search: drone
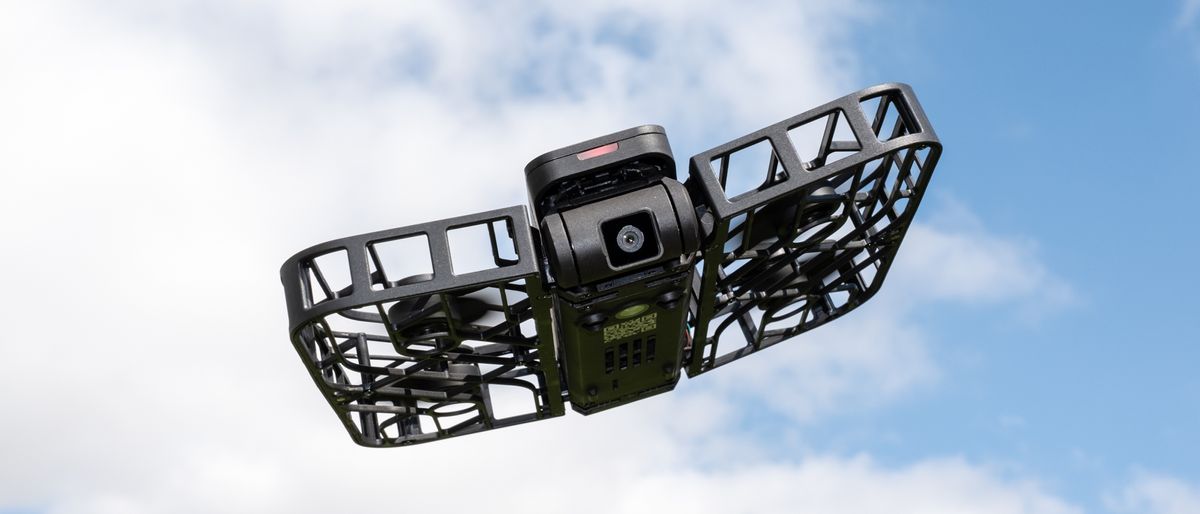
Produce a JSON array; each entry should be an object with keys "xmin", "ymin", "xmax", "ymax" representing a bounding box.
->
[{"xmin": 280, "ymin": 83, "xmax": 941, "ymax": 447}]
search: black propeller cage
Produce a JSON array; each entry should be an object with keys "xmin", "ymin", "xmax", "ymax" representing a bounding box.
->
[
  {"xmin": 280, "ymin": 206, "xmax": 565, "ymax": 447},
  {"xmin": 684, "ymin": 83, "xmax": 941, "ymax": 375},
  {"xmin": 280, "ymin": 83, "xmax": 941, "ymax": 446}
]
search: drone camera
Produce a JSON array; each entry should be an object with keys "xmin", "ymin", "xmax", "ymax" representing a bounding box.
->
[
  {"xmin": 601, "ymin": 211, "xmax": 659, "ymax": 267},
  {"xmin": 526, "ymin": 125, "xmax": 698, "ymax": 289},
  {"xmin": 525, "ymin": 126, "xmax": 701, "ymax": 414}
]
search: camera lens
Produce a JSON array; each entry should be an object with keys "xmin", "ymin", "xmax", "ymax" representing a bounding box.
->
[
  {"xmin": 615, "ymin": 225, "xmax": 644, "ymax": 253},
  {"xmin": 601, "ymin": 211, "xmax": 660, "ymax": 267}
]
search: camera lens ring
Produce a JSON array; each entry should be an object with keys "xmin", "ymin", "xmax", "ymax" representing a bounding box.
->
[{"xmin": 615, "ymin": 225, "xmax": 644, "ymax": 253}]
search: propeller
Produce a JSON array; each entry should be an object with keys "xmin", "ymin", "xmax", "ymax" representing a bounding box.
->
[{"xmin": 379, "ymin": 274, "xmax": 494, "ymax": 357}]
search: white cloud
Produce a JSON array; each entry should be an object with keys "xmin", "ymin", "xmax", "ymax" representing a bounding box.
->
[
  {"xmin": 1107, "ymin": 472, "xmax": 1200, "ymax": 514},
  {"xmin": 624, "ymin": 456, "xmax": 1081, "ymax": 514},
  {"xmin": 43, "ymin": 447, "xmax": 1085, "ymax": 514},
  {"xmin": 891, "ymin": 198, "xmax": 1075, "ymax": 315},
  {"xmin": 692, "ymin": 303, "xmax": 939, "ymax": 426},
  {"xmin": 683, "ymin": 196, "xmax": 1076, "ymax": 426},
  {"xmin": 1176, "ymin": 0, "xmax": 1200, "ymax": 63},
  {"xmin": 1179, "ymin": 0, "xmax": 1200, "ymax": 29},
  {"xmin": 0, "ymin": 1, "xmax": 1078, "ymax": 512}
]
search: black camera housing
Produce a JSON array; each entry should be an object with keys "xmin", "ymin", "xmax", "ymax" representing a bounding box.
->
[{"xmin": 525, "ymin": 125, "xmax": 701, "ymax": 413}]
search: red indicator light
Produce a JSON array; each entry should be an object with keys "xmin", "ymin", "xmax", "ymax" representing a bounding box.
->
[{"xmin": 576, "ymin": 142, "xmax": 619, "ymax": 160}]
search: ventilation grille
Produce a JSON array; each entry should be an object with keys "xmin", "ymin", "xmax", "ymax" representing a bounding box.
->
[{"xmin": 604, "ymin": 335, "xmax": 657, "ymax": 375}]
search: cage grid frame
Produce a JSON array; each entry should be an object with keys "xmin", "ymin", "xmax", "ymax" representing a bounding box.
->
[
  {"xmin": 278, "ymin": 83, "xmax": 943, "ymax": 446},
  {"xmin": 280, "ymin": 206, "xmax": 565, "ymax": 446},
  {"xmin": 683, "ymin": 83, "xmax": 942, "ymax": 376}
]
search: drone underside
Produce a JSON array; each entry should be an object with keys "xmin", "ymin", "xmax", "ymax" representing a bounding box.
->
[{"xmin": 280, "ymin": 83, "xmax": 942, "ymax": 447}]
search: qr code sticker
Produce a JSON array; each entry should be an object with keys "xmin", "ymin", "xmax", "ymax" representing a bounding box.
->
[{"xmin": 603, "ymin": 313, "xmax": 657, "ymax": 343}]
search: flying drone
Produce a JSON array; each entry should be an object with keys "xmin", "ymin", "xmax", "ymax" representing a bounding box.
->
[{"xmin": 280, "ymin": 83, "xmax": 941, "ymax": 447}]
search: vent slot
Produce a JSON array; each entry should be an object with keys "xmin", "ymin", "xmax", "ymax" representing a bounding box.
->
[
  {"xmin": 647, "ymin": 336, "xmax": 657, "ymax": 362},
  {"xmin": 632, "ymin": 339, "xmax": 642, "ymax": 367},
  {"xmin": 604, "ymin": 347, "xmax": 615, "ymax": 374},
  {"xmin": 618, "ymin": 342, "xmax": 629, "ymax": 370}
]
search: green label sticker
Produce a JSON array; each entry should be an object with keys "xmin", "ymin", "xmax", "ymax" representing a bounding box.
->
[{"xmin": 603, "ymin": 313, "xmax": 657, "ymax": 343}]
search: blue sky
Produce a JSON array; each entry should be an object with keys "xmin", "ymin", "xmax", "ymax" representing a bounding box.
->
[
  {"xmin": 846, "ymin": 0, "xmax": 1200, "ymax": 502},
  {"xmin": 1, "ymin": 1, "xmax": 1197, "ymax": 513}
]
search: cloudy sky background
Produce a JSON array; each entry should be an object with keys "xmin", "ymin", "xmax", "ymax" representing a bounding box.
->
[{"xmin": 2, "ymin": 1, "xmax": 1198, "ymax": 513}]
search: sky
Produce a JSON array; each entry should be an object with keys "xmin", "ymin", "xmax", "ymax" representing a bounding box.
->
[{"xmin": 1, "ymin": 1, "xmax": 1198, "ymax": 513}]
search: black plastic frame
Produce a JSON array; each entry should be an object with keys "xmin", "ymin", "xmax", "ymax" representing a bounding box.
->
[
  {"xmin": 278, "ymin": 82, "xmax": 944, "ymax": 448},
  {"xmin": 684, "ymin": 83, "xmax": 942, "ymax": 375},
  {"xmin": 280, "ymin": 206, "xmax": 564, "ymax": 446}
]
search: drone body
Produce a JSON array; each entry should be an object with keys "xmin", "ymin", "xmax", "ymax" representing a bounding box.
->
[
  {"xmin": 280, "ymin": 83, "xmax": 941, "ymax": 446},
  {"xmin": 526, "ymin": 125, "xmax": 697, "ymax": 414}
]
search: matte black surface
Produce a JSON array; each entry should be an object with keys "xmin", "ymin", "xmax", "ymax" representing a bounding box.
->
[
  {"xmin": 279, "ymin": 82, "xmax": 943, "ymax": 448},
  {"xmin": 280, "ymin": 206, "xmax": 564, "ymax": 446},
  {"xmin": 525, "ymin": 125, "xmax": 675, "ymax": 220},
  {"xmin": 683, "ymin": 83, "xmax": 941, "ymax": 375},
  {"xmin": 541, "ymin": 182, "xmax": 697, "ymax": 289},
  {"xmin": 553, "ymin": 264, "xmax": 694, "ymax": 414}
]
